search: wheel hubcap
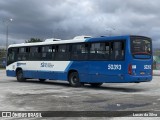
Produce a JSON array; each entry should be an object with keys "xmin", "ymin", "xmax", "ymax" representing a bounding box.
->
[{"xmin": 72, "ymin": 76, "xmax": 78, "ymax": 83}]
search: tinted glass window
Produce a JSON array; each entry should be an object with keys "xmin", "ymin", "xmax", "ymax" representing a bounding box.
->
[
  {"xmin": 89, "ymin": 41, "xmax": 125, "ymax": 61},
  {"xmin": 55, "ymin": 45, "xmax": 70, "ymax": 60},
  {"xmin": 131, "ymin": 37, "xmax": 152, "ymax": 59},
  {"xmin": 29, "ymin": 46, "xmax": 41, "ymax": 60},
  {"xmin": 30, "ymin": 47, "xmax": 39, "ymax": 53},
  {"xmin": 17, "ymin": 47, "xmax": 28, "ymax": 61},
  {"xmin": 89, "ymin": 43, "xmax": 110, "ymax": 60},
  {"xmin": 113, "ymin": 42, "xmax": 124, "ymax": 60},
  {"xmin": 41, "ymin": 46, "xmax": 53, "ymax": 60},
  {"xmin": 71, "ymin": 44, "xmax": 89, "ymax": 60},
  {"xmin": 19, "ymin": 48, "xmax": 26, "ymax": 53},
  {"xmin": 7, "ymin": 48, "xmax": 17, "ymax": 65}
]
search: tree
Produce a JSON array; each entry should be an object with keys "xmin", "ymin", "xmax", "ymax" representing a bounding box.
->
[
  {"xmin": 25, "ymin": 38, "xmax": 43, "ymax": 43},
  {"xmin": 0, "ymin": 49, "xmax": 6, "ymax": 58},
  {"xmin": 153, "ymin": 49, "xmax": 160, "ymax": 56}
]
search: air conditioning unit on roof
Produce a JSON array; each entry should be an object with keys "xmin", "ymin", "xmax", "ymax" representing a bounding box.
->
[
  {"xmin": 73, "ymin": 35, "xmax": 91, "ymax": 40},
  {"xmin": 45, "ymin": 38, "xmax": 61, "ymax": 42}
]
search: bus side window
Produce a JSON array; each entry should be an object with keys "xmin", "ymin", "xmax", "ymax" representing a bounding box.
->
[
  {"xmin": 82, "ymin": 44, "xmax": 89, "ymax": 60},
  {"xmin": 52, "ymin": 46, "xmax": 56, "ymax": 60},
  {"xmin": 17, "ymin": 47, "xmax": 27, "ymax": 61},
  {"xmin": 90, "ymin": 43, "xmax": 102, "ymax": 60},
  {"xmin": 71, "ymin": 44, "xmax": 78, "ymax": 60},
  {"xmin": 89, "ymin": 42, "xmax": 110, "ymax": 60},
  {"xmin": 55, "ymin": 44, "xmax": 69, "ymax": 61},
  {"xmin": 114, "ymin": 41, "xmax": 124, "ymax": 60},
  {"xmin": 109, "ymin": 41, "xmax": 124, "ymax": 61},
  {"xmin": 110, "ymin": 42, "xmax": 115, "ymax": 60},
  {"xmin": 29, "ymin": 47, "xmax": 40, "ymax": 60},
  {"xmin": 42, "ymin": 46, "xmax": 47, "ymax": 58},
  {"xmin": 104, "ymin": 42, "xmax": 110, "ymax": 60},
  {"xmin": 42, "ymin": 46, "xmax": 52, "ymax": 60},
  {"xmin": 71, "ymin": 44, "xmax": 88, "ymax": 60}
]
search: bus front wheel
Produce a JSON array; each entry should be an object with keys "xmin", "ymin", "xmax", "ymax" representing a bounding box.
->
[
  {"xmin": 69, "ymin": 72, "xmax": 82, "ymax": 87},
  {"xmin": 16, "ymin": 70, "xmax": 26, "ymax": 82}
]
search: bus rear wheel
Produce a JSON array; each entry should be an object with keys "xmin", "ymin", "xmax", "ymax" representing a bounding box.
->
[
  {"xmin": 69, "ymin": 72, "xmax": 82, "ymax": 87},
  {"xmin": 90, "ymin": 83, "xmax": 103, "ymax": 87},
  {"xmin": 16, "ymin": 70, "xmax": 26, "ymax": 82}
]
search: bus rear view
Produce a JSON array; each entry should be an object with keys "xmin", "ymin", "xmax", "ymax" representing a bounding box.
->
[{"xmin": 126, "ymin": 36, "xmax": 153, "ymax": 83}]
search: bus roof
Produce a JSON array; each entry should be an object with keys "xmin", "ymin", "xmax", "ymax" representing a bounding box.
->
[
  {"xmin": 8, "ymin": 35, "xmax": 91, "ymax": 48},
  {"xmin": 8, "ymin": 35, "xmax": 149, "ymax": 48}
]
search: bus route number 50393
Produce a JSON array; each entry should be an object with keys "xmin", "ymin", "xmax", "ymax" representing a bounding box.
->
[{"xmin": 108, "ymin": 64, "xmax": 122, "ymax": 70}]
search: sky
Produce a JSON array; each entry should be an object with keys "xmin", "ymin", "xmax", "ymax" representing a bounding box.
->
[{"xmin": 0, "ymin": 0, "xmax": 160, "ymax": 48}]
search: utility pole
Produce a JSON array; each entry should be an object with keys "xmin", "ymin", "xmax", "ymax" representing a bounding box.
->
[{"xmin": 3, "ymin": 18, "xmax": 13, "ymax": 51}]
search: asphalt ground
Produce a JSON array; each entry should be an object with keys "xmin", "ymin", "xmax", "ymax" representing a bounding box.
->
[{"xmin": 0, "ymin": 70, "xmax": 160, "ymax": 120}]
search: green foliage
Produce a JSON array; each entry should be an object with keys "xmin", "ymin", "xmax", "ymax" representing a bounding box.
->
[
  {"xmin": 0, "ymin": 49, "xmax": 6, "ymax": 58},
  {"xmin": 25, "ymin": 38, "xmax": 43, "ymax": 43},
  {"xmin": 154, "ymin": 50, "xmax": 160, "ymax": 56}
]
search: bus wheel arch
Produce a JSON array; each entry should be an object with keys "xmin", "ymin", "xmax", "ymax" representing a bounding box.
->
[
  {"xmin": 16, "ymin": 68, "xmax": 26, "ymax": 82},
  {"xmin": 68, "ymin": 70, "xmax": 83, "ymax": 87}
]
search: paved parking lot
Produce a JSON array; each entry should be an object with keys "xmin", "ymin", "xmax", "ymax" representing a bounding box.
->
[{"xmin": 0, "ymin": 70, "xmax": 160, "ymax": 119}]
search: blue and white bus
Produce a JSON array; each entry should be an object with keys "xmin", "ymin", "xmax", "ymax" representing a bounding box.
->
[{"xmin": 6, "ymin": 35, "xmax": 153, "ymax": 87}]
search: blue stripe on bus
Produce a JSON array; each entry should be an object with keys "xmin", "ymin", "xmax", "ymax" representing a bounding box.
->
[
  {"xmin": 6, "ymin": 70, "xmax": 152, "ymax": 83},
  {"xmin": 85, "ymin": 35, "xmax": 129, "ymax": 42},
  {"xmin": 6, "ymin": 70, "xmax": 16, "ymax": 77}
]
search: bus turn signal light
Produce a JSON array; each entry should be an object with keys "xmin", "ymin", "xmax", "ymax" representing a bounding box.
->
[{"xmin": 128, "ymin": 64, "xmax": 132, "ymax": 75}]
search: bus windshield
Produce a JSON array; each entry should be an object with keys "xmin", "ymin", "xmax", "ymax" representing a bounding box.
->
[{"xmin": 131, "ymin": 37, "xmax": 152, "ymax": 59}]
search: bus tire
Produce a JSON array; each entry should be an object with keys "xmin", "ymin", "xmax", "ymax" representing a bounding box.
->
[
  {"xmin": 39, "ymin": 79, "xmax": 46, "ymax": 82},
  {"xmin": 90, "ymin": 83, "xmax": 103, "ymax": 87},
  {"xmin": 69, "ymin": 72, "xmax": 82, "ymax": 87},
  {"xmin": 16, "ymin": 70, "xmax": 26, "ymax": 82}
]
